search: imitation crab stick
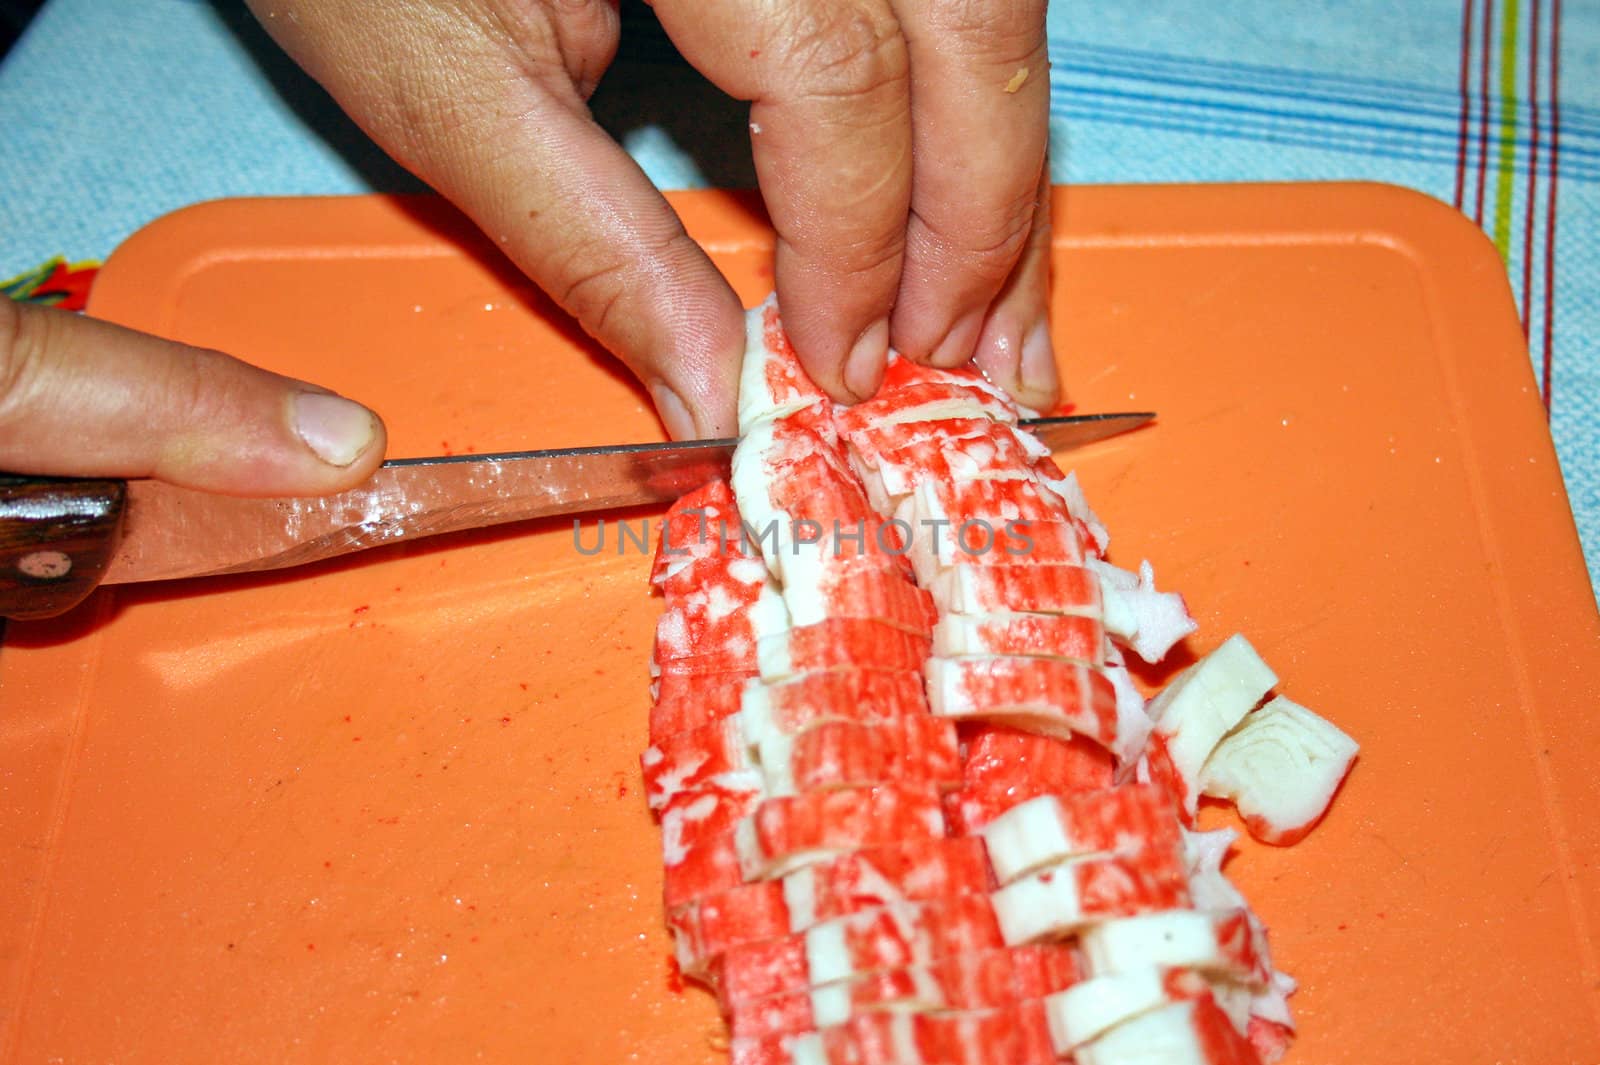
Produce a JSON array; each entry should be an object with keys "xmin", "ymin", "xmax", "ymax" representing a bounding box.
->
[
  {"xmin": 1198, "ymin": 695, "xmax": 1360, "ymax": 846},
  {"xmin": 729, "ymin": 944, "xmax": 1080, "ymax": 1040},
  {"xmin": 979, "ymin": 785, "xmax": 1184, "ymax": 885},
  {"xmin": 991, "ymin": 849, "xmax": 1194, "ymax": 945},
  {"xmin": 739, "ymin": 669, "xmax": 930, "ymax": 738},
  {"xmin": 1141, "ymin": 634, "xmax": 1278, "ymax": 823}
]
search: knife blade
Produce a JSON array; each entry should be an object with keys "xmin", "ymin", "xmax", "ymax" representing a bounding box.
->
[{"xmin": 0, "ymin": 412, "xmax": 1151, "ymax": 619}]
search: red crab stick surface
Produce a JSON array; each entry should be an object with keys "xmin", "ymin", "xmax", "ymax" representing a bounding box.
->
[
  {"xmin": 670, "ymin": 839, "xmax": 991, "ymax": 976},
  {"xmin": 734, "ymin": 783, "xmax": 947, "ymax": 880},
  {"xmin": 979, "ymin": 784, "xmax": 1185, "ymax": 885},
  {"xmin": 728, "ymin": 944, "xmax": 1081, "ymax": 1040},
  {"xmin": 731, "ymin": 1002, "xmax": 1058, "ymax": 1065},
  {"xmin": 712, "ymin": 894, "xmax": 1006, "ymax": 1006}
]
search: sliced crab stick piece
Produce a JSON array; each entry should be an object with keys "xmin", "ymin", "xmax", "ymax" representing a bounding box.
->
[
  {"xmin": 651, "ymin": 479, "xmax": 751, "ymax": 583},
  {"xmin": 736, "ymin": 780, "xmax": 947, "ymax": 876},
  {"xmin": 933, "ymin": 611, "xmax": 1106, "ymax": 663},
  {"xmin": 925, "ymin": 656, "xmax": 1121, "ymax": 753},
  {"xmin": 929, "ymin": 563, "xmax": 1102, "ymax": 617},
  {"xmin": 992, "ymin": 849, "xmax": 1193, "ymax": 945},
  {"xmin": 739, "ymin": 296, "xmax": 829, "ymax": 433},
  {"xmin": 1076, "ymin": 996, "xmax": 1261, "ymax": 1065},
  {"xmin": 669, "ymin": 880, "xmax": 792, "ymax": 975},
  {"xmin": 731, "ymin": 944, "xmax": 1081, "ymax": 1040},
  {"xmin": 641, "ymin": 716, "xmax": 754, "ymax": 812},
  {"xmin": 660, "ymin": 782, "xmax": 765, "ymax": 864},
  {"xmin": 1030, "ymin": 468, "xmax": 1110, "ymax": 557},
  {"xmin": 740, "ymin": 669, "xmax": 930, "ymax": 739},
  {"xmin": 782, "ymin": 565, "xmax": 935, "ymax": 634},
  {"xmin": 1081, "ymin": 909, "xmax": 1270, "ymax": 988},
  {"xmin": 894, "ymin": 482, "xmax": 1070, "ymax": 559},
  {"xmin": 758, "ymin": 715, "xmax": 962, "ymax": 796},
  {"xmin": 650, "ymin": 669, "xmax": 757, "ymax": 744},
  {"xmin": 731, "ymin": 1003, "xmax": 1054, "ymax": 1065},
  {"xmin": 1198, "ymin": 695, "xmax": 1359, "ymax": 846},
  {"xmin": 655, "ymin": 551, "xmax": 770, "ymax": 603},
  {"xmin": 904, "ymin": 518, "xmax": 1086, "ymax": 582},
  {"xmin": 663, "ymin": 832, "xmax": 744, "ymax": 910},
  {"xmin": 963, "ymin": 727, "xmax": 1116, "ymax": 798},
  {"xmin": 759, "ymin": 619, "xmax": 932, "ymax": 682},
  {"xmin": 735, "ymin": 783, "xmax": 946, "ymax": 881},
  {"xmin": 1142, "ymin": 635, "xmax": 1278, "ymax": 822},
  {"xmin": 782, "ymin": 837, "xmax": 992, "ymax": 930},
  {"xmin": 1045, "ymin": 967, "xmax": 1213, "ymax": 1054},
  {"xmin": 650, "ymin": 647, "xmax": 760, "ymax": 679},
  {"xmin": 979, "ymin": 785, "xmax": 1184, "ymax": 885},
  {"xmin": 653, "ymin": 566, "xmax": 790, "ymax": 665},
  {"xmin": 1089, "ymin": 558, "xmax": 1199, "ymax": 664},
  {"xmin": 715, "ymin": 894, "xmax": 1004, "ymax": 1005}
]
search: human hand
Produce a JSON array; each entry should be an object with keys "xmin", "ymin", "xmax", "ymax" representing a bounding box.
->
[
  {"xmin": 0, "ymin": 298, "xmax": 386, "ymax": 494},
  {"xmin": 247, "ymin": 0, "xmax": 1055, "ymax": 438}
]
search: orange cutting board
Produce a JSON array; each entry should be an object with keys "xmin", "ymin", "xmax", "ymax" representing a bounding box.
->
[{"xmin": 2, "ymin": 185, "xmax": 1597, "ymax": 1063}]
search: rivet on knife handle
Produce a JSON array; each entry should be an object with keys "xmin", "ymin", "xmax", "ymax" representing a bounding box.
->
[{"xmin": 0, "ymin": 475, "xmax": 128, "ymax": 620}]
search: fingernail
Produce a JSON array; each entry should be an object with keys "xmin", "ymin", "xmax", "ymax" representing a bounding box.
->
[
  {"xmin": 1020, "ymin": 320, "xmax": 1061, "ymax": 407},
  {"xmin": 650, "ymin": 382, "xmax": 698, "ymax": 440},
  {"xmin": 293, "ymin": 392, "xmax": 379, "ymax": 467},
  {"xmin": 928, "ymin": 309, "xmax": 985, "ymax": 368},
  {"xmin": 844, "ymin": 318, "xmax": 888, "ymax": 401}
]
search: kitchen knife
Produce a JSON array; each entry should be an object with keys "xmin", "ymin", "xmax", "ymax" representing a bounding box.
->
[{"xmin": 0, "ymin": 412, "xmax": 1152, "ymax": 620}]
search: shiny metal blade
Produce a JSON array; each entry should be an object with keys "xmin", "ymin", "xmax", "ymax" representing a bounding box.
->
[{"xmin": 104, "ymin": 411, "xmax": 1153, "ymax": 585}]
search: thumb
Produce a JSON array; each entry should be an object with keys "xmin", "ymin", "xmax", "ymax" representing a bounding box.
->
[{"xmin": 0, "ymin": 300, "xmax": 386, "ymax": 495}]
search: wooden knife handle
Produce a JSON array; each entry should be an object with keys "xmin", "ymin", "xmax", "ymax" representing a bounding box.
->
[{"xmin": 0, "ymin": 475, "xmax": 128, "ymax": 621}]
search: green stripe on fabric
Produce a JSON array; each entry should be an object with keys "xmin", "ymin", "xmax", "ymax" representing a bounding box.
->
[{"xmin": 1494, "ymin": 0, "xmax": 1522, "ymax": 260}]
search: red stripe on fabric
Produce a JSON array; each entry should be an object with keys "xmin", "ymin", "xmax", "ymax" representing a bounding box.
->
[
  {"xmin": 1521, "ymin": 0, "xmax": 1541, "ymax": 339},
  {"xmin": 1542, "ymin": 0, "xmax": 1561, "ymax": 412},
  {"xmin": 1475, "ymin": 0, "xmax": 1495, "ymax": 225},
  {"xmin": 1455, "ymin": 0, "xmax": 1476, "ymax": 209}
]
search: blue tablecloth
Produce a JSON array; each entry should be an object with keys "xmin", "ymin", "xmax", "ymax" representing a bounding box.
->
[{"xmin": 2, "ymin": 0, "xmax": 1594, "ymax": 596}]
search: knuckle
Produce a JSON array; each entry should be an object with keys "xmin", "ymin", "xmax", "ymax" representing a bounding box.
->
[
  {"xmin": 549, "ymin": 225, "xmax": 700, "ymax": 341},
  {"xmin": 919, "ymin": 0, "xmax": 1045, "ymax": 66},
  {"xmin": 772, "ymin": 4, "xmax": 909, "ymax": 101},
  {"xmin": 921, "ymin": 0, "xmax": 1045, "ymax": 41},
  {"xmin": 917, "ymin": 196, "xmax": 1037, "ymax": 282}
]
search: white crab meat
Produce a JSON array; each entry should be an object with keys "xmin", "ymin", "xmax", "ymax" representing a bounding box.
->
[
  {"xmin": 1076, "ymin": 996, "xmax": 1259, "ymax": 1065},
  {"xmin": 1045, "ymin": 967, "xmax": 1211, "ymax": 1054},
  {"xmin": 1090, "ymin": 558, "xmax": 1199, "ymax": 664},
  {"xmin": 1199, "ymin": 695, "xmax": 1359, "ymax": 846},
  {"xmin": 1080, "ymin": 909, "xmax": 1269, "ymax": 988},
  {"xmin": 1142, "ymin": 634, "xmax": 1278, "ymax": 821}
]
